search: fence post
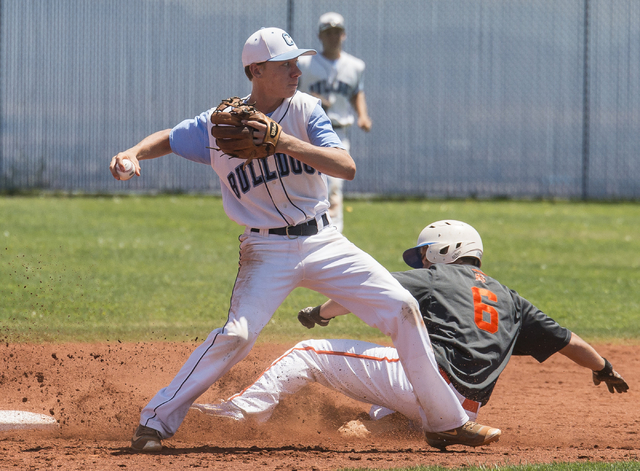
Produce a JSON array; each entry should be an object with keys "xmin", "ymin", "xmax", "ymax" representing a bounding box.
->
[
  {"xmin": 581, "ymin": 0, "xmax": 590, "ymax": 200},
  {"xmin": 287, "ymin": 0, "xmax": 294, "ymax": 36},
  {"xmin": 0, "ymin": 0, "xmax": 3, "ymax": 192}
]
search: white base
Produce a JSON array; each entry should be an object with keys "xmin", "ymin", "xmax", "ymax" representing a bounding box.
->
[{"xmin": 0, "ymin": 410, "xmax": 58, "ymax": 431}]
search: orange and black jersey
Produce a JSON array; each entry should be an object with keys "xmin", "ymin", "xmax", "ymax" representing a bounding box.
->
[{"xmin": 392, "ymin": 264, "xmax": 571, "ymax": 406}]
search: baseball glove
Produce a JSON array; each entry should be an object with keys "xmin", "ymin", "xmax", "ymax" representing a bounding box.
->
[
  {"xmin": 210, "ymin": 97, "xmax": 282, "ymax": 169},
  {"xmin": 592, "ymin": 358, "xmax": 629, "ymax": 393},
  {"xmin": 297, "ymin": 305, "xmax": 331, "ymax": 329}
]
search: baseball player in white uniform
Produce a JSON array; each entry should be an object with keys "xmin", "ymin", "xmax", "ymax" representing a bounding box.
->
[
  {"xmin": 192, "ymin": 220, "xmax": 628, "ymax": 449},
  {"xmin": 297, "ymin": 12, "xmax": 372, "ymax": 233},
  {"xmin": 110, "ymin": 28, "xmax": 497, "ymax": 452}
]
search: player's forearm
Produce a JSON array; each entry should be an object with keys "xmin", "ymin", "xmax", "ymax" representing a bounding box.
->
[
  {"xmin": 558, "ymin": 332, "xmax": 606, "ymax": 371},
  {"xmin": 128, "ymin": 129, "xmax": 173, "ymax": 161},
  {"xmin": 320, "ymin": 299, "xmax": 350, "ymax": 319},
  {"xmin": 351, "ymin": 92, "xmax": 367, "ymax": 117},
  {"xmin": 276, "ymin": 133, "xmax": 356, "ymax": 180},
  {"xmin": 351, "ymin": 92, "xmax": 372, "ymax": 132}
]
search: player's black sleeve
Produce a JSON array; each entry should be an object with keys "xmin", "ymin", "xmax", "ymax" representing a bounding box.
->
[{"xmin": 511, "ymin": 291, "xmax": 571, "ymax": 363}]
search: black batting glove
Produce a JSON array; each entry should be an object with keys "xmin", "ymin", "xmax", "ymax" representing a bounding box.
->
[
  {"xmin": 297, "ymin": 306, "xmax": 331, "ymax": 329},
  {"xmin": 593, "ymin": 358, "xmax": 629, "ymax": 393}
]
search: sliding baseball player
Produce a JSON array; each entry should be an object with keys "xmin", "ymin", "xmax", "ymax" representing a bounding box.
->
[{"xmin": 193, "ymin": 220, "xmax": 628, "ymax": 449}]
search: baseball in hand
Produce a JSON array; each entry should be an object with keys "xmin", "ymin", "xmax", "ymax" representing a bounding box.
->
[{"xmin": 117, "ymin": 159, "xmax": 136, "ymax": 181}]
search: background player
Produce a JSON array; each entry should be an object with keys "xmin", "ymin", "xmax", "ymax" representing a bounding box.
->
[
  {"xmin": 110, "ymin": 29, "xmax": 496, "ymax": 452},
  {"xmin": 192, "ymin": 220, "xmax": 629, "ymax": 449},
  {"xmin": 297, "ymin": 12, "xmax": 372, "ymax": 233}
]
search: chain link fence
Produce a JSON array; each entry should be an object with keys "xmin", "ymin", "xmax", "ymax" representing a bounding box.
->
[{"xmin": 1, "ymin": 0, "xmax": 639, "ymax": 199}]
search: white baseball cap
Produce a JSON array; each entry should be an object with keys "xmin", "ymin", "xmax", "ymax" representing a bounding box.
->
[
  {"xmin": 242, "ymin": 27, "xmax": 316, "ymax": 67},
  {"xmin": 318, "ymin": 12, "xmax": 345, "ymax": 33}
]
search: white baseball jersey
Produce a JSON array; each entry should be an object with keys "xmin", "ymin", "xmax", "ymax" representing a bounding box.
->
[
  {"xmin": 298, "ymin": 52, "xmax": 365, "ymax": 129},
  {"xmin": 138, "ymin": 91, "xmax": 468, "ymax": 440},
  {"xmin": 170, "ymin": 92, "xmax": 339, "ymax": 229}
]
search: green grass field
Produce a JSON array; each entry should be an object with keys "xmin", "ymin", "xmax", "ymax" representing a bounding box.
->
[
  {"xmin": 1, "ymin": 196, "xmax": 639, "ymax": 344},
  {"xmin": 1, "ymin": 195, "xmax": 638, "ymax": 471}
]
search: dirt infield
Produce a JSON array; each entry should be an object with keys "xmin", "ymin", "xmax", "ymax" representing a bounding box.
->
[{"xmin": 0, "ymin": 342, "xmax": 637, "ymax": 470}]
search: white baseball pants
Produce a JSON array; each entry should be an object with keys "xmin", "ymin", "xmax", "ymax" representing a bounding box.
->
[
  {"xmin": 140, "ymin": 224, "xmax": 467, "ymax": 438},
  {"xmin": 227, "ymin": 339, "xmax": 479, "ymax": 428}
]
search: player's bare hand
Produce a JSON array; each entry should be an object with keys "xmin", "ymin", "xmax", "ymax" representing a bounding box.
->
[
  {"xmin": 358, "ymin": 115, "xmax": 372, "ymax": 132},
  {"xmin": 242, "ymin": 119, "xmax": 267, "ymax": 145},
  {"xmin": 593, "ymin": 359, "xmax": 629, "ymax": 393},
  {"xmin": 110, "ymin": 153, "xmax": 141, "ymax": 180}
]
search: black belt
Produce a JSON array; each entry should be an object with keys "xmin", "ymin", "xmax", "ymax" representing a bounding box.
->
[{"xmin": 251, "ymin": 214, "xmax": 329, "ymax": 236}]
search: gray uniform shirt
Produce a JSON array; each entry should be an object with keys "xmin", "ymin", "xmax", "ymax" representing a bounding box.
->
[{"xmin": 393, "ymin": 264, "xmax": 571, "ymax": 405}]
